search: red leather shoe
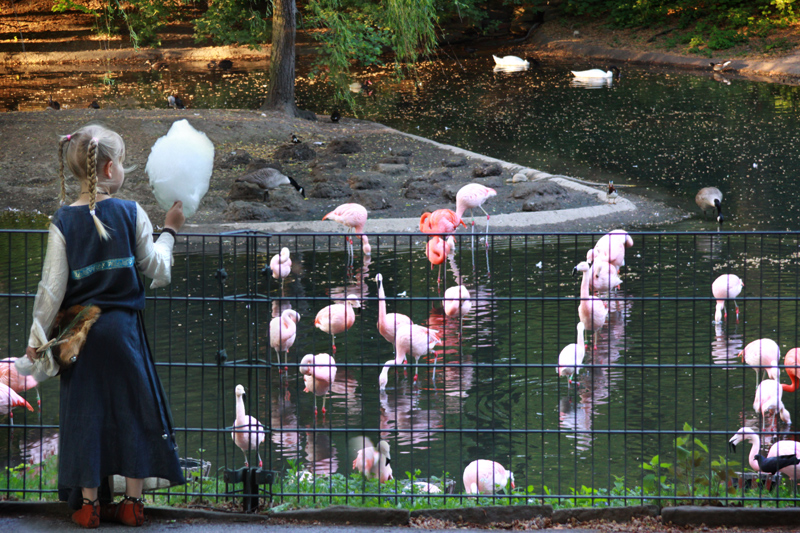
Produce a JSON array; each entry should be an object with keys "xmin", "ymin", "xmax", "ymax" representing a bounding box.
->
[
  {"xmin": 117, "ymin": 496, "xmax": 145, "ymax": 527},
  {"xmin": 71, "ymin": 498, "xmax": 100, "ymax": 529}
]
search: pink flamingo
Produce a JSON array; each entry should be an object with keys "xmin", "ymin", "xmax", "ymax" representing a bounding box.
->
[
  {"xmin": 300, "ymin": 353, "xmax": 337, "ymax": 415},
  {"xmin": 269, "ymin": 309, "xmax": 300, "ymax": 371},
  {"xmin": 753, "ymin": 378, "xmax": 791, "ymax": 423},
  {"xmin": 557, "ymin": 323, "xmax": 587, "ymax": 384},
  {"xmin": 231, "ymin": 384, "xmax": 265, "ymax": 467},
  {"xmin": 587, "ymin": 229, "xmax": 633, "ymax": 268},
  {"xmin": 419, "ymin": 209, "xmax": 466, "ymax": 236},
  {"xmin": 375, "ymin": 273, "xmax": 412, "ymax": 348},
  {"xmin": 740, "ymin": 338, "xmax": 780, "ymax": 385},
  {"xmin": 443, "ymin": 285, "xmax": 472, "ymax": 318},
  {"xmin": 269, "ymin": 247, "xmax": 292, "ymax": 290},
  {"xmin": 712, "ymin": 274, "xmax": 744, "ymax": 323},
  {"xmin": 0, "ymin": 382, "xmax": 34, "ymax": 425},
  {"xmin": 729, "ymin": 427, "xmax": 800, "ymax": 480},
  {"xmin": 587, "ymin": 259, "xmax": 622, "ymax": 296},
  {"xmin": 314, "ymin": 295, "xmax": 358, "ymax": 353},
  {"xmin": 0, "ymin": 358, "xmax": 39, "ymax": 408},
  {"xmin": 782, "ymin": 348, "xmax": 799, "ymax": 393},
  {"xmin": 352, "ymin": 438, "xmax": 393, "ymax": 483},
  {"xmin": 395, "ymin": 322, "xmax": 441, "ymax": 382},
  {"xmin": 323, "ymin": 203, "xmax": 371, "ymax": 259},
  {"xmin": 455, "ymin": 183, "xmax": 497, "ymax": 239},
  {"xmin": 462, "ymin": 459, "xmax": 515, "ymax": 494},
  {"xmin": 574, "ymin": 261, "xmax": 608, "ymax": 334}
]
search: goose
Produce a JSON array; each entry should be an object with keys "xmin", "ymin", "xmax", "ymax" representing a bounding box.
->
[
  {"xmin": 571, "ymin": 66, "xmax": 620, "ymax": 78},
  {"xmin": 47, "ymin": 96, "xmax": 60, "ymax": 110},
  {"xmin": 331, "ymin": 109, "xmax": 340, "ymax": 123},
  {"xmin": 235, "ymin": 167, "xmax": 305, "ymax": 200},
  {"xmin": 710, "ymin": 61, "xmax": 732, "ymax": 72},
  {"xmin": 492, "ymin": 55, "xmax": 529, "ymax": 68},
  {"xmin": 167, "ymin": 95, "xmax": 185, "ymax": 109},
  {"xmin": 218, "ymin": 59, "xmax": 233, "ymax": 70},
  {"xmin": 695, "ymin": 186, "xmax": 723, "ymax": 223},
  {"xmin": 146, "ymin": 59, "xmax": 169, "ymax": 71},
  {"xmin": 87, "ymin": 100, "xmax": 100, "ymax": 109}
]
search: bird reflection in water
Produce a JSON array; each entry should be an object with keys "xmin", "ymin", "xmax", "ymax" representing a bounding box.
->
[
  {"xmin": 380, "ymin": 388, "xmax": 441, "ymax": 448},
  {"xmin": 304, "ymin": 428, "xmax": 338, "ymax": 477},
  {"xmin": 270, "ymin": 386, "xmax": 302, "ymax": 463},
  {"xmin": 20, "ymin": 430, "xmax": 59, "ymax": 466},
  {"xmin": 711, "ymin": 322, "xmax": 744, "ymax": 367}
]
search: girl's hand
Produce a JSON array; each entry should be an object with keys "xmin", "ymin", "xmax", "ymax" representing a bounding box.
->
[
  {"xmin": 26, "ymin": 346, "xmax": 39, "ymax": 361},
  {"xmin": 164, "ymin": 201, "xmax": 185, "ymax": 233}
]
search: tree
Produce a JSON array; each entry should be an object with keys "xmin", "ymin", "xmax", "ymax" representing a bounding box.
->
[{"xmin": 262, "ymin": 0, "xmax": 299, "ymax": 116}]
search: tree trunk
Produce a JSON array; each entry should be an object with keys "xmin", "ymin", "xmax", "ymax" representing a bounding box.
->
[{"xmin": 262, "ymin": 0, "xmax": 297, "ymax": 115}]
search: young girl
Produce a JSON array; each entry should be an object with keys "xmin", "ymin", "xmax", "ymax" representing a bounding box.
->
[{"xmin": 23, "ymin": 124, "xmax": 186, "ymax": 528}]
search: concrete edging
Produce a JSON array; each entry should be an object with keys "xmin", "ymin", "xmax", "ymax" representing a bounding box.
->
[{"xmin": 661, "ymin": 505, "xmax": 800, "ymax": 528}]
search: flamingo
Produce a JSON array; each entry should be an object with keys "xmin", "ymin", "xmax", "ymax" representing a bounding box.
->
[
  {"xmin": 314, "ymin": 295, "xmax": 358, "ymax": 353},
  {"xmin": 443, "ymin": 285, "xmax": 472, "ymax": 318},
  {"xmin": 393, "ymin": 323, "xmax": 441, "ymax": 383},
  {"xmin": 269, "ymin": 309, "xmax": 300, "ymax": 371},
  {"xmin": 322, "ymin": 203, "xmax": 371, "ymax": 260},
  {"xmin": 352, "ymin": 438, "xmax": 393, "ymax": 483},
  {"xmin": 712, "ymin": 274, "xmax": 743, "ymax": 323},
  {"xmin": 463, "ymin": 459, "xmax": 515, "ymax": 494},
  {"xmin": 740, "ymin": 338, "xmax": 780, "ymax": 385},
  {"xmin": 586, "ymin": 229, "xmax": 633, "ymax": 268},
  {"xmin": 455, "ymin": 183, "xmax": 497, "ymax": 241},
  {"xmin": 0, "ymin": 382, "xmax": 34, "ymax": 425},
  {"xmin": 419, "ymin": 209, "xmax": 466, "ymax": 236},
  {"xmin": 231, "ymin": 384, "xmax": 265, "ymax": 468},
  {"xmin": 0, "ymin": 358, "xmax": 39, "ymax": 408},
  {"xmin": 782, "ymin": 348, "xmax": 799, "ymax": 393},
  {"xmin": 269, "ymin": 247, "xmax": 292, "ymax": 290},
  {"xmin": 574, "ymin": 261, "xmax": 608, "ymax": 334},
  {"xmin": 587, "ymin": 259, "xmax": 622, "ymax": 295},
  {"xmin": 557, "ymin": 323, "xmax": 587, "ymax": 384},
  {"xmin": 753, "ymin": 378, "xmax": 791, "ymax": 423},
  {"xmin": 300, "ymin": 353, "xmax": 337, "ymax": 416},
  {"xmin": 375, "ymin": 273, "xmax": 412, "ymax": 348},
  {"xmin": 729, "ymin": 427, "xmax": 800, "ymax": 480}
]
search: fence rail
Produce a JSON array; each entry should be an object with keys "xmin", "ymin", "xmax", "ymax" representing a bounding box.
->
[{"xmin": 2, "ymin": 229, "xmax": 799, "ymax": 509}]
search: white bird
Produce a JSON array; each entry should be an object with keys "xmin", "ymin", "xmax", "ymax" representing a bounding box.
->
[
  {"xmin": 753, "ymin": 378, "xmax": 791, "ymax": 423},
  {"xmin": 557, "ymin": 323, "xmax": 586, "ymax": 384},
  {"xmin": 269, "ymin": 309, "xmax": 300, "ymax": 370},
  {"xmin": 696, "ymin": 187, "xmax": 724, "ymax": 223},
  {"xmin": 269, "ymin": 247, "xmax": 292, "ymax": 290},
  {"xmin": 145, "ymin": 119, "xmax": 214, "ymax": 218},
  {"xmin": 571, "ymin": 66, "xmax": 620, "ymax": 78},
  {"xmin": 739, "ymin": 338, "xmax": 780, "ymax": 385},
  {"xmin": 710, "ymin": 61, "xmax": 732, "ymax": 72},
  {"xmin": 463, "ymin": 459, "xmax": 515, "ymax": 494},
  {"xmin": 443, "ymin": 285, "xmax": 472, "ymax": 318},
  {"xmin": 574, "ymin": 261, "xmax": 608, "ymax": 333},
  {"xmin": 492, "ymin": 55, "xmax": 530, "ymax": 68},
  {"xmin": 352, "ymin": 438, "xmax": 393, "ymax": 483},
  {"xmin": 300, "ymin": 353, "xmax": 337, "ymax": 416},
  {"xmin": 729, "ymin": 427, "xmax": 800, "ymax": 479},
  {"xmin": 231, "ymin": 384, "xmax": 265, "ymax": 468},
  {"xmin": 711, "ymin": 274, "xmax": 743, "ymax": 323}
]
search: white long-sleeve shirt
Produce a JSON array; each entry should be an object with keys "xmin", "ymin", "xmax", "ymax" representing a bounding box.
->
[{"xmin": 27, "ymin": 203, "xmax": 175, "ymax": 350}]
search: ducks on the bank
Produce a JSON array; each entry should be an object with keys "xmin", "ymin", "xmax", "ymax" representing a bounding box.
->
[{"xmin": 710, "ymin": 61, "xmax": 732, "ymax": 72}]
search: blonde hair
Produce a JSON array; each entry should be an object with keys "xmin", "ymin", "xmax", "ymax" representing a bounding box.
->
[{"xmin": 58, "ymin": 124, "xmax": 129, "ymax": 241}]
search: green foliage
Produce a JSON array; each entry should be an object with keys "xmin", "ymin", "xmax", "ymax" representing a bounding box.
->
[
  {"xmin": 52, "ymin": 0, "xmax": 173, "ymax": 47},
  {"xmin": 0, "ymin": 456, "xmax": 59, "ymax": 499},
  {"xmin": 193, "ymin": 0, "xmax": 271, "ymax": 47}
]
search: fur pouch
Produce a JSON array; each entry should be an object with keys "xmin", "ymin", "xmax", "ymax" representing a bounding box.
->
[{"xmin": 48, "ymin": 305, "xmax": 102, "ymax": 368}]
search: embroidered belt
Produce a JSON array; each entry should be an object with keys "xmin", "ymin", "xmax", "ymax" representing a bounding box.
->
[{"xmin": 71, "ymin": 256, "xmax": 135, "ymax": 280}]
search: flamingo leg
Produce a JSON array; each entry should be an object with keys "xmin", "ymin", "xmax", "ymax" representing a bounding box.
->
[
  {"xmin": 257, "ymin": 452, "xmax": 263, "ymax": 469},
  {"xmin": 242, "ymin": 449, "xmax": 250, "ymax": 468},
  {"xmin": 479, "ymin": 205, "xmax": 491, "ymax": 247},
  {"xmin": 274, "ymin": 348, "xmax": 282, "ymax": 374},
  {"xmin": 734, "ymin": 299, "xmax": 740, "ymax": 322},
  {"xmin": 322, "ymin": 395, "xmax": 328, "ymax": 415}
]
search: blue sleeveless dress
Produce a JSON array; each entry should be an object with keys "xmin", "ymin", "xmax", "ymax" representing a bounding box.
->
[{"xmin": 52, "ymin": 198, "xmax": 184, "ymax": 506}]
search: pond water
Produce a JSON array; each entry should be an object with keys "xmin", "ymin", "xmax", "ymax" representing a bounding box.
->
[{"xmin": 2, "ymin": 230, "xmax": 799, "ymax": 499}]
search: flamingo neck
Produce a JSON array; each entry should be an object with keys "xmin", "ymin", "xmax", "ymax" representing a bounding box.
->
[
  {"xmin": 235, "ymin": 395, "xmax": 246, "ymax": 423},
  {"xmin": 714, "ymin": 301, "xmax": 724, "ymax": 323},
  {"xmin": 747, "ymin": 435, "xmax": 761, "ymax": 472},
  {"xmin": 782, "ymin": 371, "xmax": 800, "ymax": 392},
  {"xmin": 580, "ymin": 268, "xmax": 591, "ymax": 300}
]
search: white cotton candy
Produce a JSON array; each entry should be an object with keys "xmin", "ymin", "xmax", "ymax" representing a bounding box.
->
[{"xmin": 145, "ymin": 119, "xmax": 215, "ymax": 218}]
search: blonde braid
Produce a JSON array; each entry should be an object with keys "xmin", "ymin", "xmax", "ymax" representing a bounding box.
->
[
  {"xmin": 57, "ymin": 135, "xmax": 70, "ymax": 205},
  {"xmin": 87, "ymin": 138, "xmax": 111, "ymax": 241}
]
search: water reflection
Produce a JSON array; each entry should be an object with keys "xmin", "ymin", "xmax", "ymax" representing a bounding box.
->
[
  {"xmin": 711, "ymin": 322, "xmax": 744, "ymax": 367},
  {"xmin": 570, "ymin": 78, "xmax": 613, "ymax": 89}
]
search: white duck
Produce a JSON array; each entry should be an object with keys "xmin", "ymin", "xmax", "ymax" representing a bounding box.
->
[
  {"xmin": 571, "ymin": 66, "xmax": 620, "ymax": 78},
  {"xmin": 493, "ymin": 55, "xmax": 530, "ymax": 68}
]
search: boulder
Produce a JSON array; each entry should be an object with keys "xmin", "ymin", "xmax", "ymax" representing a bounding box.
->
[
  {"xmin": 442, "ymin": 157, "xmax": 467, "ymax": 168},
  {"xmin": 473, "ymin": 162, "xmax": 503, "ymax": 178},
  {"xmin": 327, "ymin": 138, "xmax": 362, "ymax": 154},
  {"xmin": 274, "ymin": 143, "xmax": 316, "ymax": 161},
  {"xmin": 217, "ymin": 150, "xmax": 253, "ymax": 169},
  {"xmin": 349, "ymin": 172, "xmax": 385, "ymax": 190},
  {"xmin": 308, "ymin": 182, "xmax": 352, "ymax": 199},
  {"xmin": 310, "ymin": 155, "xmax": 348, "ymax": 171},
  {"xmin": 377, "ymin": 156, "xmax": 411, "ymax": 165},
  {"xmin": 373, "ymin": 163, "xmax": 410, "ymax": 175},
  {"xmin": 351, "ymin": 191, "xmax": 391, "ymax": 210},
  {"xmin": 223, "ymin": 201, "xmax": 275, "ymax": 221}
]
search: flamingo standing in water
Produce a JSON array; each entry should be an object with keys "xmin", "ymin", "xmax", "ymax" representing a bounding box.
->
[
  {"xmin": 269, "ymin": 247, "xmax": 292, "ymax": 290},
  {"xmin": 557, "ymin": 323, "xmax": 587, "ymax": 384},
  {"xmin": 375, "ymin": 273, "xmax": 412, "ymax": 349},
  {"xmin": 420, "ymin": 209, "xmax": 465, "ymax": 236},
  {"xmin": 729, "ymin": 427, "xmax": 800, "ymax": 480},
  {"xmin": 0, "ymin": 382, "xmax": 34, "ymax": 426},
  {"xmin": 455, "ymin": 183, "xmax": 497, "ymax": 242},
  {"xmin": 322, "ymin": 203, "xmax": 371, "ymax": 262},
  {"xmin": 753, "ymin": 378, "xmax": 791, "ymax": 423},
  {"xmin": 463, "ymin": 459, "xmax": 515, "ymax": 494},
  {"xmin": 352, "ymin": 438, "xmax": 393, "ymax": 482},
  {"xmin": 574, "ymin": 261, "xmax": 608, "ymax": 334},
  {"xmin": 314, "ymin": 295, "xmax": 358, "ymax": 353},
  {"xmin": 300, "ymin": 353, "xmax": 337, "ymax": 416},
  {"xmin": 586, "ymin": 259, "xmax": 622, "ymax": 296},
  {"xmin": 443, "ymin": 285, "xmax": 472, "ymax": 318},
  {"xmin": 269, "ymin": 309, "xmax": 300, "ymax": 371},
  {"xmin": 0, "ymin": 358, "xmax": 39, "ymax": 409},
  {"xmin": 782, "ymin": 348, "xmax": 799, "ymax": 392},
  {"xmin": 711, "ymin": 274, "xmax": 743, "ymax": 323},
  {"xmin": 587, "ymin": 229, "xmax": 633, "ymax": 268},
  {"xmin": 231, "ymin": 384, "xmax": 266, "ymax": 467},
  {"xmin": 379, "ymin": 323, "xmax": 440, "ymax": 387},
  {"xmin": 740, "ymin": 338, "xmax": 780, "ymax": 385},
  {"xmin": 425, "ymin": 236, "xmax": 455, "ymax": 284}
]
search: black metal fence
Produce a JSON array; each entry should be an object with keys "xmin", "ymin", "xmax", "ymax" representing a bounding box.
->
[{"xmin": 2, "ymin": 229, "xmax": 800, "ymax": 509}]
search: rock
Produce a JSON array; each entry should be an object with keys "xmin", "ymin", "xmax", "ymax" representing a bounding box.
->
[
  {"xmin": 295, "ymin": 108, "xmax": 317, "ymax": 121},
  {"xmin": 228, "ymin": 181, "xmax": 264, "ymax": 201},
  {"xmin": 511, "ymin": 173, "xmax": 528, "ymax": 182},
  {"xmin": 223, "ymin": 201, "xmax": 275, "ymax": 221},
  {"xmin": 309, "ymin": 155, "xmax": 348, "ymax": 171},
  {"xmin": 310, "ymin": 167, "xmax": 347, "ymax": 184},
  {"xmin": 264, "ymin": 189, "xmax": 307, "ymax": 211},
  {"xmin": 377, "ymin": 156, "xmax": 410, "ymax": 165},
  {"xmin": 403, "ymin": 169, "xmax": 452, "ymax": 188},
  {"xmin": 389, "ymin": 148, "xmax": 413, "ymax": 157},
  {"xmin": 405, "ymin": 180, "xmax": 443, "ymax": 200},
  {"xmin": 274, "ymin": 143, "xmax": 316, "ymax": 161},
  {"xmin": 245, "ymin": 159, "xmax": 282, "ymax": 174},
  {"xmin": 327, "ymin": 138, "xmax": 362, "ymax": 154},
  {"xmin": 521, "ymin": 180, "xmax": 602, "ymax": 211},
  {"xmin": 349, "ymin": 172, "xmax": 385, "ymax": 190},
  {"xmin": 204, "ymin": 197, "xmax": 228, "ymax": 210},
  {"xmin": 473, "ymin": 162, "xmax": 503, "ymax": 177},
  {"xmin": 442, "ymin": 157, "xmax": 467, "ymax": 168},
  {"xmin": 373, "ymin": 163, "xmax": 409, "ymax": 175},
  {"xmin": 518, "ymin": 180, "xmax": 569, "ymax": 198},
  {"xmin": 351, "ymin": 191, "xmax": 391, "ymax": 210},
  {"xmin": 217, "ymin": 150, "xmax": 253, "ymax": 169},
  {"xmin": 441, "ymin": 183, "xmax": 463, "ymax": 202},
  {"xmin": 308, "ymin": 182, "xmax": 352, "ymax": 199}
]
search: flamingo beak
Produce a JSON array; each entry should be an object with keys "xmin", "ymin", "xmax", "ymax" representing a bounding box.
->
[
  {"xmin": 572, "ymin": 267, "xmax": 578, "ymax": 277},
  {"xmin": 728, "ymin": 441, "xmax": 736, "ymax": 453}
]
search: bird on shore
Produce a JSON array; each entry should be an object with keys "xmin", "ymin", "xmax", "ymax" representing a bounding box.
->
[
  {"xmin": 711, "ymin": 274, "xmax": 743, "ymax": 323},
  {"xmin": 606, "ymin": 181, "xmax": 618, "ymax": 204},
  {"xmin": 167, "ymin": 95, "xmax": 185, "ymax": 109},
  {"xmin": 557, "ymin": 323, "xmax": 587, "ymax": 384},
  {"xmin": 300, "ymin": 353, "xmax": 337, "ymax": 415},
  {"xmin": 47, "ymin": 96, "xmax": 60, "ymax": 110},
  {"xmin": 571, "ymin": 66, "xmax": 620, "ymax": 78},
  {"xmin": 235, "ymin": 168, "xmax": 305, "ymax": 201},
  {"xmin": 696, "ymin": 187, "xmax": 724, "ymax": 223},
  {"xmin": 463, "ymin": 460, "xmax": 514, "ymax": 494},
  {"xmin": 729, "ymin": 427, "xmax": 800, "ymax": 479},
  {"xmin": 291, "ymin": 133, "xmax": 301, "ymax": 144},
  {"xmin": 710, "ymin": 61, "xmax": 732, "ymax": 72},
  {"xmin": 231, "ymin": 384, "xmax": 265, "ymax": 468},
  {"xmin": 331, "ymin": 109, "xmax": 340, "ymax": 123},
  {"xmin": 146, "ymin": 59, "xmax": 169, "ymax": 71}
]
